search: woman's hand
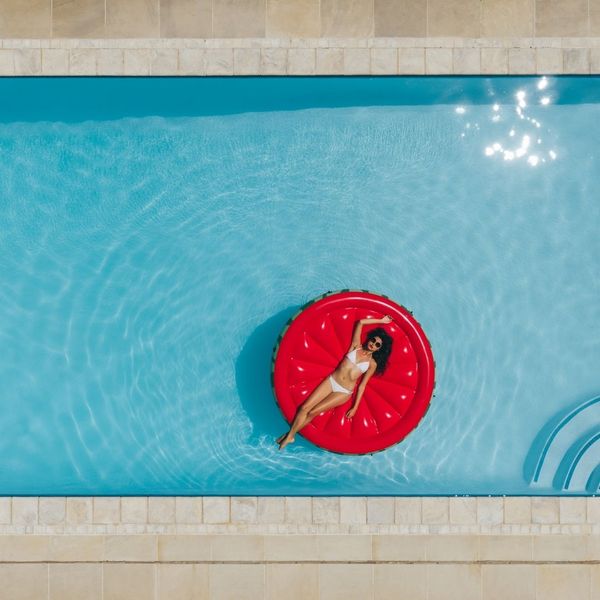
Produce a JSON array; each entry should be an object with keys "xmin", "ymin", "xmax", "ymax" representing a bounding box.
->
[
  {"xmin": 346, "ymin": 407, "xmax": 357, "ymax": 419},
  {"xmin": 381, "ymin": 315, "xmax": 393, "ymax": 324}
]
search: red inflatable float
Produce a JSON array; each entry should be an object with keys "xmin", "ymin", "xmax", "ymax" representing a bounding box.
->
[{"xmin": 272, "ymin": 290, "xmax": 435, "ymax": 454}]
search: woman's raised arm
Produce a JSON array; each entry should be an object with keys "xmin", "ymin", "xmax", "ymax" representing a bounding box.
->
[{"xmin": 350, "ymin": 315, "xmax": 393, "ymax": 349}]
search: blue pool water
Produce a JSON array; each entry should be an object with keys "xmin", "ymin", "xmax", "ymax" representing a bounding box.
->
[{"xmin": 0, "ymin": 77, "xmax": 599, "ymax": 495}]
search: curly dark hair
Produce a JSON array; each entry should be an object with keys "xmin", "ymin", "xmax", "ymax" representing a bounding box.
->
[{"xmin": 362, "ymin": 327, "xmax": 393, "ymax": 376}]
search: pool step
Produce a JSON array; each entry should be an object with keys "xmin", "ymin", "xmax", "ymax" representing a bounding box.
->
[{"xmin": 524, "ymin": 396, "xmax": 600, "ymax": 493}]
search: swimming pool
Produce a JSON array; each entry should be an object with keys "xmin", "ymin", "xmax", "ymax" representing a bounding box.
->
[{"xmin": 0, "ymin": 76, "xmax": 598, "ymax": 495}]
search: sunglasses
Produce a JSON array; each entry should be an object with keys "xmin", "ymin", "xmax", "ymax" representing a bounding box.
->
[{"xmin": 369, "ymin": 338, "xmax": 382, "ymax": 348}]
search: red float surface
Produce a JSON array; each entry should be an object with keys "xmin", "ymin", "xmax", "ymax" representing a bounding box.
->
[{"xmin": 272, "ymin": 291, "xmax": 435, "ymax": 454}]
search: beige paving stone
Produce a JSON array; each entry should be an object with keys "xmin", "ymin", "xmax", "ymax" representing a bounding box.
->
[
  {"xmin": 482, "ymin": 564, "xmax": 535, "ymax": 600},
  {"xmin": 93, "ymin": 497, "xmax": 120, "ymax": 524},
  {"xmin": 509, "ymin": 47, "xmax": 536, "ymax": 73},
  {"xmin": 106, "ymin": 0, "xmax": 159, "ymax": 37},
  {"xmin": 587, "ymin": 535, "xmax": 600, "ymax": 560},
  {"xmin": 213, "ymin": 0, "xmax": 265, "ymax": 38},
  {"xmin": 537, "ymin": 564, "xmax": 591, "ymax": 600},
  {"xmin": 0, "ymin": 497, "xmax": 11, "ymax": 524},
  {"xmin": 0, "ymin": 50, "xmax": 14, "ymax": 75},
  {"xmin": 158, "ymin": 534, "xmax": 211, "ymax": 561},
  {"xmin": 121, "ymin": 497, "xmax": 147, "ymax": 524},
  {"xmin": 480, "ymin": 535, "xmax": 532, "ymax": 561},
  {"xmin": 589, "ymin": 498, "xmax": 600, "ymax": 523},
  {"xmin": 367, "ymin": 497, "xmax": 394, "ymax": 524},
  {"xmin": 256, "ymin": 498, "xmax": 285, "ymax": 524},
  {"xmin": 105, "ymin": 535, "xmax": 157, "ymax": 562},
  {"xmin": 373, "ymin": 534, "xmax": 427, "ymax": 561},
  {"xmin": 0, "ymin": 564, "xmax": 49, "ymax": 600},
  {"xmin": 261, "ymin": 48, "xmax": 287, "ymax": 74},
  {"xmin": 285, "ymin": 497, "xmax": 312, "ymax": 523},
  {"xmin": 321, "ymin": 0, "xmax": 374, "ymax": 37},
  {"xmin": 481, "ymin": 0, "xmax": 534, "ymax": 37},
  {"xmin": 371, "ymin": 48, "xmax": 397, "ymax": 74},
  {"xmin": 374, "ymin": 0, "xmax": 426, "ymax": 36},
  {"xmin": 340, "ymin": 497, "xmax": 367, "ymax": 524},
  {"xmin": 266, "ymin": 564, "xmax": 318, "ymax": 600},
  {"xmin": 150, "ymin": 48, "xmax": 179, "ymax": 75},
  {"xmin": 66, "ymin": 496, "xmax": 93, "ymax": 525},
  {"xmin": 12, "ymin": 497, "xmax": 38, "ymax": 526},
  {"xmin": 124, "ymin": 48, "xmax": 151, "ymax": 75},
  {"xmin": 0, "ymin": 0, "xmax": 51, "ymax": 37},
  {"xmin": 104, "ymin": 563, "xmax": 156, "ymax": 600},
  {"xmin": 536, "ymin": 47, "xmax": 563, "ymax": 72},
  {"xmin": 449, "ymin": 497, "xmax": 477, "ymax": 524},
  {"xmin": 477, "ymin": 497, "xmax": 503, "ymax": 525},
  {"xmin": 13, "ymin": 48, "xmax": 42, "ymax": 74},
  {"xmin": 0, "ymin": 535, "xmax": 50, "ymax": 561},
  {"xmin": 394, "ymin": 497, "xmax": 421, "ymax": 524},
  {"xmin": 39, "ymin": 497, "xmax": 66, "ymax": 525},
  {"xmin": 427, "ymin": 535, "xmax": 479, "ymax": 562},
  {"xmin": 536, "ymin": 0, "xmax": 589, "ymax": 36},
  {"xmin": 481, "ymin": 47, "xmax": 508, "ymax": 73},
  {"xmin": 212, "ymin": 534, "xmax": 264, "ymax": 560},
  {"xmin": 42, "ymin": 48, "xmax": 69, "ymax": 74},
  {"xmin": 398, "ymin": 48, "xmax": 425, "ymax": 74},
  {"xmin": 564, "ymin": 48, "xmax": 590, "ymax": 73},
  {"xmin": 318, "ymin": 535, "xmax": 372, "ymax": 561},
  {"xmin": 49, "ymin": 563, "xmax": 102, "ymax": 600},
  {"xmin": 206, "ymin": 48, "xmax": 234, "ymax": 75},
  {"xmin": 175, "ymin": 497, "xmax": 203, "ymax": 524},
  {"xmin": 69, "ymin": 47, "xmax": 97, "ymax": 73},
  {"xmin": 533, "ymin": 534, "xmax": 588, "ymax": 561},
  {"xmin": 422, "ymin": 497, "xmax": 449, "ymax": 524},
  {"xmin": 316, "ymin": 47, "xmax": 344, "ymax": 74},
  {"xmin": 234, "ymin": 47, "xmax": 260, "ymax": 74},
  {"xmin": 287, "ymin": 48, "xmax": 316, "ymax": 74},
  {"xmin": 531, "ymin": 497, "xmax": 559, "ymax": 524},
  {"xmin": 503, "ymin": 497, "xmax": 531, "ymax": 524},
  {"xmin": 231, "ymin": 497, "xmax": 258, "ymax": 523},
  {"xmin": 203, "ymin": 497, "xmax": 230, "ymax": 523},
  {"xmin": 160, "ymin": 0, "xmax": 212, "ymax": 38},
  {"xmin": 158, "ymin": 564, "xmax": 209, "ymax": 600},
  {"xmin": 453, "ymin": 48, "xmax": 480, "ymax": 74},
  {"xmin": 209, "ymin": 564, "xmax": 265, "ymax": 600},
  {"xmin": 264, "ymin": 535, "xmax": 318, "ymax": 561},
  {"xmin": 266, "ymin": 0, "xmax": 320, "ymax": 37},
  {"xmin": 149, "ymin": 498, "xmax": 176, "ymax": 524},
  {"xmin": 428, "ymin": 564, "xmax": 481, "ymax": 600},
  {"xmin": 319, "ymin": 563, "xmax": 373, "ymax": 600},
  {"xmin": 593, "ymin": 0, "xmax": 600, "ymax": 35},
  {"xmin": 560, "ymin": 497, "xmax": 587, "ymax": 523},
  {"xmin": 425, "ymin": 48, "xmax": 453, "ymax": 74},
  {"xmin": 593, "ymin": 565, "xmax": 600, "ymax": 600},
  {"xmin": 592, "ymin": 50, "xmax": 600, "ymax": 77},
  {"xmin": 49, "ymin": 535, "xmax": 104, "ymax": 561},
  {"xmin": 97, "ymin": 49, "xmax": 124, "ymax": 75},
  {"xmin": 344, "ymin": 48, "xmax": 370, "ymax": 74},
  {"xmin": 374, "ymin": 563, "xmax": 426, "ymax": 600},
  {"xmin": 52, "ymin": 0, "xmax": 105, "ymax": 38},
  {"xmin": 179, "ymin": 48, "xmax": 207, "ymax": 74},
  {"xmin": 313, "ymin": 497, "xmax": 340, "ymax": 523},
  {"xmin": 428, "ymin": 0, "xmax": 481, "ymax": 37}
]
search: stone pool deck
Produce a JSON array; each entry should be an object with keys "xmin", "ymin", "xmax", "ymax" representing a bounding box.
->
[
  {"xmin": 0, "ymin": 36, "xmax": 599, "ymax": 75},
  {"xmin": 1, "ymin": 496, "xmax": 600, "ymax": 598}
]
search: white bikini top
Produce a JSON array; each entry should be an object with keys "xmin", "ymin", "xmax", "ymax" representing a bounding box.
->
[{"xmin": 345, "ymin": 349, "xmax": 370, "ymax": 373}]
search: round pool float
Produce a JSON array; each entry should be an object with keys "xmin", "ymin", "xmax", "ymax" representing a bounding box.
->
[{"xmin": 272, "ymin": 290, "xmax": 435, "ymax": 455}]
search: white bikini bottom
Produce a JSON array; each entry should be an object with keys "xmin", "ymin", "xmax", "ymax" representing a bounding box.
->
[{"xmin": 328, "ymin": 375, "xmax": 352, "ymax": 395}]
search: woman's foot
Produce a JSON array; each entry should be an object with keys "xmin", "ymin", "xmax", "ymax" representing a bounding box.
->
[
  {"xmin": 276, "ymin": 433, "xmax": 286, "ymax": 445},
  {"xmin": 278, "ymin": 435, "xmax": 295, "ymax": 450}
]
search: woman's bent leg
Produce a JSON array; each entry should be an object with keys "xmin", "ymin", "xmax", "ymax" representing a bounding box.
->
[{"xmin": 278, "ymin": 378, "xmax": 333, "ymax": 449}]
